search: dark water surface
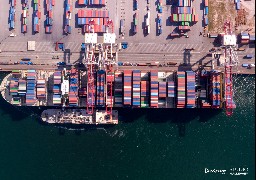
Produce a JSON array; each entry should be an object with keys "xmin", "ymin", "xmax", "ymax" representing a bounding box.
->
[{"xmin": 0, "ymin": 73, "xmax": 255, "ymax": 180}]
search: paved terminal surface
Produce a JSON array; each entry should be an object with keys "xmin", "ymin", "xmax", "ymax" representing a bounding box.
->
[{"xmin": 0, "ymin": 0, "xmax": 255, "ymax": 74}]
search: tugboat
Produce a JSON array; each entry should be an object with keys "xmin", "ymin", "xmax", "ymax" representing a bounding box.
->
[{"xmin": 41, "ymin": 109, "xmax": 118, "ymax": 125}]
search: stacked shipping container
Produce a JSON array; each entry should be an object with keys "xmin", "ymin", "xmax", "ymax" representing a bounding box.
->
[
  {"xmin": 167, "ymin": 81, "xmax": 175, "ymax": 97},
  {"xmin": 69, "ymin": 69, "xmax": 79, "ymax": 106},
  {"xmin": 150, "ymin": 71, "xmax": 158, "ymax": 108},
  {"xmin": 10, "ymin": 78, "xmax": 19, "ymax": 96},
  {"xmin": 177, "ymin": 72, "xmax": 186, "ymax": 108},
  {"xmin": 141, "ymin": 80, "xmax": 149, "ymax": 107},
  {"xmin": 9, "ymin": 0, "xmax": 16, "ymax": 29},
  {"xmin": 53, "ymin": 70, "xmax": 62, "ymax": 105},
  {"xmin": 96, "ymin": 70, "xmax": 105, "ymax": 106},
  {"xmin": 78, "ymin": 0, "xmax": 105, "ymax": 5},
  {"xmin": 132, "ymin": 70, "xmax": 141, "ymax": 107},
  {"xmin": 158, "ymin": 81, "xmax": 166, "ymax": 108},
  {"xmin": 240, "ymin": 32, "xmax": 250, "ymax": 44},
  {"xmin": 33, "ymin": 0, "xmax": 41, "ymax": 33},
  {"xmin": 21, "ymin": 0, "xmax": 29, "ymax": 33},
  {"xmin": 203, "ymin": 0, "xmax": 208, "ymax": 26},
  {"xmin": 170, "ymin": 1, "xmax": 199, "ymax": 28},
  {"xmin": 211, "ymin": 73, "xmax": 221, "ymax": 108},
  {"xmin": 114, "ymin": 71, "xmax": 123, "ymax": 107},
  {"xmin": 64, "ymin": 0, "xmax": 72, "ymax": 34},
  {"xmin": 186, "ymin": 71, "xmax": 195, "ymax": 108},
  {"xmin": 123, "ymin": 70, "xmax": 132, "ymax": 106},
  {"xmin": 26, "ymin": 70, "xmax": 37, "ymax": 106},
  {"xmin": 37, "ymin": 79, "xmax": 46, "ymax": 99},
  {"xmin": 77, "ymin": 10, "xmax": 109, "ymax": 33},
  {"xmin": 18, "ymin": 79, "xmax": 26, "ymax": 96},
  {"xmin": 45, "ymin": 0, "xmax": 54, "ymax": 33},
  {"xmin": 106, "ymin": 72, "xmax": 114, "ymax": 107}
]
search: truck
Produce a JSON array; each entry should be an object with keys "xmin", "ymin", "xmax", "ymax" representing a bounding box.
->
[
  {"xmin": 245, "ymin": 54, "xmax": 253, "ymax": 59},
  {"xmin": 120, "ymin": 19, "xmax": 125, "ymax": 35},
  {"xmin": 236, "ymin": 47, "xmax": 245, "ymax": 51},
  {"xmin": 81, "ymin": 43, "xmax": 86, "ymax": 50},
  {"xmin": 158, "ymin": 27, "xmax": 162, "ymax": 34},
  {"xmin": 134, "ymin": 0, "xmax": 138, "ymax": 10},
  {"xmin": 158, "ymin": 5, "xmax": 162, "ymax": 13},
  {"xmin": 145, "ymin": 26, "xmax": 150, "ymax": 34},
  {"xmin": 133, "ymin": 25, "xmax": 137, "ymax": 34},
  {"xmin": 21, "ymin": 58, "xmax": 31, "ymax": 61}
]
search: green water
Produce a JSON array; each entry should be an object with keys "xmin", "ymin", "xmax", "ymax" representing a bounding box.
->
[{"xmin": 0, "ymin": 73, "xmax": 255, "ymax": 180}]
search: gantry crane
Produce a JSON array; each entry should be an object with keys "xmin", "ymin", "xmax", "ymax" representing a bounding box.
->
[
  {"xmin": 85, "ymin": 19, "xmax": 96, "ymax": 114},
  {"xmin": 222, "ymin": 21, "xmax": 238, "ymax": 116},
  {"xmin": 105, "ymin": 64, "xmax": 114, "ymax": 115},
  {"xmin": 106, "ymin": 19, "xmax": 114, "ymax": 33}
]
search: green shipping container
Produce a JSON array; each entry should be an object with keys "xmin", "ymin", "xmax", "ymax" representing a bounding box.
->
[{"xmin": 134, "ymin": 19, "xmax": 138, "ymax": 25}]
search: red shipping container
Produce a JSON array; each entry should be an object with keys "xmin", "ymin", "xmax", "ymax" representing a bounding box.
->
[
  {"xmin": 49, "ymin": 11, "xmax": 53, "ymax": 18},
  {"xmin": 78, "ymin": 10, "xmax": 81, "ymax": 17},
  {"xmin": 205, "ymin": 0, "xmax": 208, "ymax": 6}
]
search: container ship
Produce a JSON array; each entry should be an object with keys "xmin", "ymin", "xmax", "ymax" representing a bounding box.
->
[{"xmin": 0, "ymin": 66, "xmax": 236, "ymax": 125}]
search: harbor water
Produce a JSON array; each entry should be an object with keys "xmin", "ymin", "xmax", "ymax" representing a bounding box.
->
[{"xmin": 0, "ymin": 72, "xmax": 255, "ymax": 180}]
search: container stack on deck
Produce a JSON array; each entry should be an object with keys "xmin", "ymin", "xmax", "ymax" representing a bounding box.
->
[
  {"xmin": 21, "ymin": 0, "xmax": 29, "ymax": 33},
  {"xmin": 64, "ymin": 0, "xmax": 72, "ymax": 34},
  {"xmin": 166, "ymin": 80, "xmax": 175, "ymax": 108},
  {"xmin": 141, "ymin": 78, "xmax": 149, "ymax": 108},
  {"xmin": 150, "ymin": 71, "xmax": 158, "ymax": 108},
  {"xmin": 132, "ymin": 70, "xmax": 141, "ymax": 107},
  {"xmin": 177, "ymin": 72, "xmax": 186, "ymax": 108},
  {"xmin": 36, "ymin": 79, "xmax": 46, "ymax": 99},
  {"xmin": 10, "ymin": 79, "xmax": 19, "ymax": 96},
  {"xmin": 33, "ymin": 0, "xmax": 41, "ymax": 33},
  {"xmin": 9, "ymin": 0, "xmax": 16, "ymax": 29},
  {"xmin": 106, "ymin": 72, "xmax": 114, "ymax": 107},
  {"xmin": 77, "ymin": 10, "xmax": 109, "ymax": 33},
  {"xmin": 158, "ymin": 81, "xmax": 166, "ymax": 108},
  {"xmin": 53, "ymin": 70, "xmax": 62, "ymax": 105},
  {"xmin": 170, "ymin": 0, "xmax": 199, "ymax": 31},
  {"xmin": 18, "ymin": 80, "xmax": 27, "ymax": 96},
  {"xmin": 45, "ymin": 0, "xmax": 54, "ymax": 33},
  {"xmin": 26, "ymin": 70, "xmax": 37, "ymax": 106},
  {"xmin": 69, "ymin": 69, "xmax": 79, "ymax": 106},
  {"xmin": 167, "ymin": 81, "xmax": 175, "ymax": 97},
  {"xmin": 79, "ymin": 87, "xmax": 87, "ymax": 97},
  {"xmin": 186, "ymin": 71, "xmax": 195, "ymax": 108},
  {"xmin": 211, "ymin": 73, "xmax": 221, "ymax": 108},
  {"xmin": 114, "ymin": 71, "xmax": 123, "ymax": 107},
  {"xmin": 240, "ymin": 32, "xmax": 250, "ymax": 44},
  {"xmin": 96, "ymin": 70, "xmax": 105, "ymax": 106},
  {"xmin": 123, "ymin": 70, "xmax": 132, "ymax": 106}
]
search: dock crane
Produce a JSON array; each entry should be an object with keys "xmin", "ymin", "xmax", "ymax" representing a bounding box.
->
[
  {"xmin": 106, "ymin": 19, "xmax": 114, "ymax": 33},
  {"xmin": 85, "ymin": 19, "xmax": 96, "ymax": 114},
  {"xmin": 222, "ymin": 21, "xmax": 238, "ymax": 116},
  {"xmin": 105, "ymin": 64, "xmax": 114, "ymax": 115}
]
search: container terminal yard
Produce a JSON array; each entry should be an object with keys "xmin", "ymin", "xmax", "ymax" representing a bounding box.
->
[{"xmin": 0, "ymin": 0, "xmax": 255, "ymax": 125}]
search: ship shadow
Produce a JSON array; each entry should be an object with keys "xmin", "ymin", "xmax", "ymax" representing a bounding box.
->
[
  {"xmin": 118, "ymin": 108, "xmax": 222, "ymax": 137},
  {"xmin": 0, "ymin": 96, "xmax": 30, "ymax": 121}
]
